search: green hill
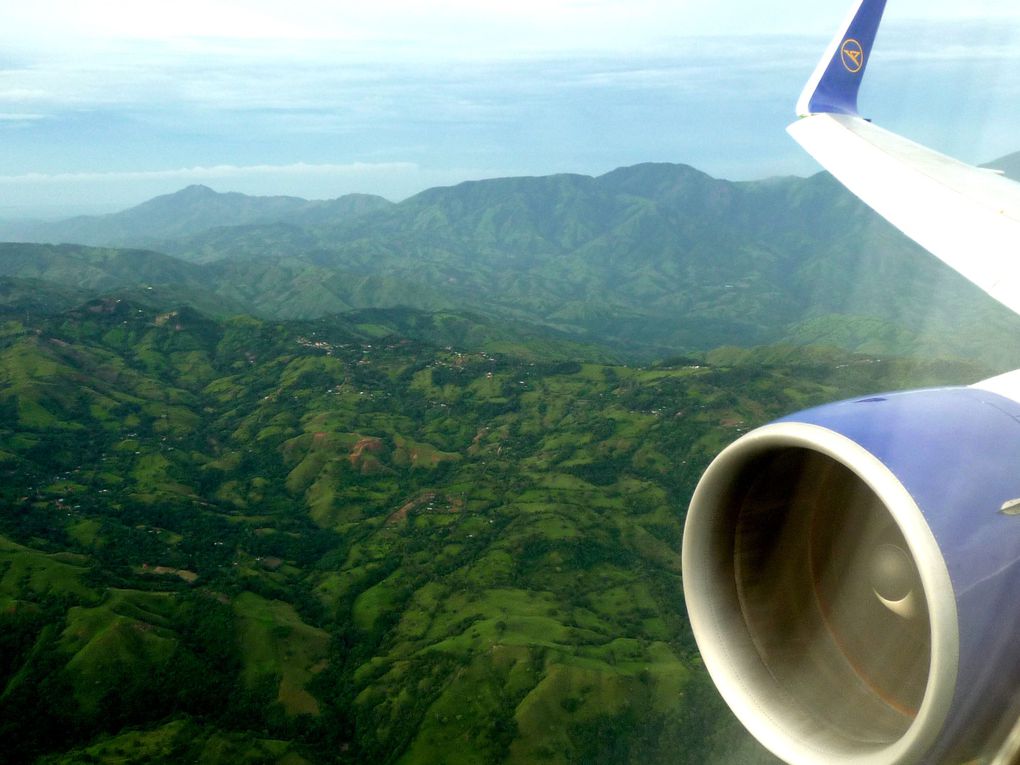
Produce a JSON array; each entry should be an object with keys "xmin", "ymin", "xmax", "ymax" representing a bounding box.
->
[
  {"xmin": 0, "ymin": 242, "xmax": 207, "ymax": 293},
  {"xmin": 0, "ymin": 277, "xmax": 94, "ymax": 317},
  {"xmin": 0, "ymin": 301, "xmax": 991, "ymax": 764},
  {"xmin": 3, "ymin": 163, "xmax": 1020, "ymax": 368}
]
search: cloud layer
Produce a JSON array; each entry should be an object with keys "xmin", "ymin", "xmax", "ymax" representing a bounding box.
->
[{"xmin": 2, "ymin": 3, "xmax": 1019, "ymax": 216}]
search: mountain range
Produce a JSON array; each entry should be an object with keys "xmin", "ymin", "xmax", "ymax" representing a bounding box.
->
[
  {"xmin": 3, "ymin": 158, "xmax": 1018, "ymax": 764},
  {"xmin": 3, "ymin": 159, "xmax": 1020, "ymax": 369}
]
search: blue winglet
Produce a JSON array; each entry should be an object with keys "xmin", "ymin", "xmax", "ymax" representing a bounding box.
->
[{"xmin": 796, "ymin": 0, "xmax": 888, "ymax": 116}]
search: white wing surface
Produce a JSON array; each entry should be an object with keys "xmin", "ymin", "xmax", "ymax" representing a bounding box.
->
[{"xmin": 788, "ymin": 0, "xmax": 1020, "ymax": 319}]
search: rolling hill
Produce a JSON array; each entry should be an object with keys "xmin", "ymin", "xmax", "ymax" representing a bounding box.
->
[{"xmin": 0, "ymin": 300, "xmax": 991, "ymax": 764}]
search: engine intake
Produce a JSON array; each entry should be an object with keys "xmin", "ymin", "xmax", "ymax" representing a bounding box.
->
[{"xmin": 683, "ymin": 387, "xmax": 1020, "ymax": 764}]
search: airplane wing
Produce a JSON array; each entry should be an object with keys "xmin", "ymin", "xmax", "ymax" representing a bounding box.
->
[
  {"xmin": 683, "ymin": 5, "xmax": 1020, "ymax": 765},
  {"xmin": 786, "ymin": 0, "xmax": 1020, "ymax": 319}
]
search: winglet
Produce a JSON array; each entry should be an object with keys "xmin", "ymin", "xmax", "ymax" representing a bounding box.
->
[{"xmin": 796, "ymin": 0, "xmax": 888, "ymax": 117}]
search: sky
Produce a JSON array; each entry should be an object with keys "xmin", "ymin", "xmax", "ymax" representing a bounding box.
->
[{"xmin": 2, "ymin": 0, "xmax": 1020, "ymax": 217}]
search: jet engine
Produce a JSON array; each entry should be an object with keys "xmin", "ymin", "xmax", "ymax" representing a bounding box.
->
[{"xmin": 682, "ymin": 383, "xmax": 1020, "ymax": 764}]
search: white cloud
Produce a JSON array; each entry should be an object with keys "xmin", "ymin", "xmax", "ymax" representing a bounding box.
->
[
  {"xmin": 4, "ymin": 4, "xmax": 1018, "ymax": 122},
  {"xmin": 9, "ymin": 1, "xmax": 1018, "ymax": 46},
  {"xmin": 2, "ymin": 1, "xmax": 1020, "ymax": 217},
  {"xmin": 0, "ymin": 113, "xmax": 44, "ymax": 121},
  {"xmin": 0, "ymin": 161, "xmax": 418, "ymax": 185}
]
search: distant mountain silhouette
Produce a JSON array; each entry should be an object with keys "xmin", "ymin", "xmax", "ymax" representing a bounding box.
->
[{"xmin": 0, "ymin": 185, "xmax": 392, "ymax": 247}]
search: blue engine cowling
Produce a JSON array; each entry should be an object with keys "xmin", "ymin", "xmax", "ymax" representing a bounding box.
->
[{"xmin": 682, "ymin": 385, "xmax": 1020, "ymax": 764}]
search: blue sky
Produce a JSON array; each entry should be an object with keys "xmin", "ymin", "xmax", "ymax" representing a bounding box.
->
[{"xmin": 2, "ymin": 0, "xmax": 1020, "ymax": 217}]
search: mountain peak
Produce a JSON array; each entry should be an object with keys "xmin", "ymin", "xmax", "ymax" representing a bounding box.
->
[
  {"xmin": 598, "ymin": 162, "xmax": 713, "ymax": 187},
  {"xmin": 175, "ymin": 184, "xmax": 219, "ymax": 197}
]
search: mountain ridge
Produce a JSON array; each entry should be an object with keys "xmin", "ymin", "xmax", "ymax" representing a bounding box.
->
[
  {"xmin": 6, "ymin": 149, "xmax": 1020, "ymax": 247},
  {"xmin": 0, "ymin": 186, "xmax": 393, "ymax": 248},
  {"xmin": 3, "ymin": 160, "xmax": 1020, "ymax": 368}
]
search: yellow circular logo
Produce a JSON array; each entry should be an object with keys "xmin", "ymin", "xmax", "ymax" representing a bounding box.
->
[{"xmin": 841, "ymin": 39, "xmax": 864, "ymax": 73}]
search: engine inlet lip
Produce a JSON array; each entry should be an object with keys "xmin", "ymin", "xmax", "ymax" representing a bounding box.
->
[{"xmin": 682, "ymin": 421, "xmax": 959, "ymax": 765}]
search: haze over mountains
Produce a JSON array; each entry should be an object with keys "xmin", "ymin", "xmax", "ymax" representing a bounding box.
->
[
  {"xmin": 0, "ymin": 186, "xmax": 394, "ymax": 250},
  {"xmin": 3, "ymin": 158, "xmax": 1020, "ymax": 369}
]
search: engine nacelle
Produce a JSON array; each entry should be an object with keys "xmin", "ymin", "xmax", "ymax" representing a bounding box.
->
[{"xmin": 682, "ymin": 385, "xmax": 1020, "ymax": 764}]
